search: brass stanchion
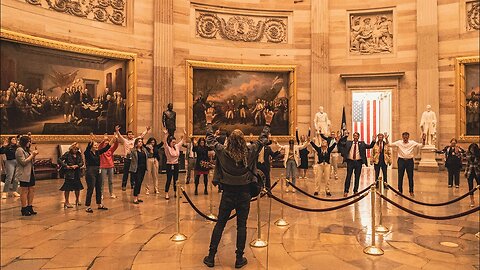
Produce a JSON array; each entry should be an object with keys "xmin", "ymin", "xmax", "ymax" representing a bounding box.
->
[
  {"xmin": 274, "ymin": 178, "xmax": 289, "ymax": 227},
  {"xmin": 170, "ymin": 186, "xmax": 187, "ymax": 242},
  {"xmin": 375, "ymin": 177, "xmax": 389, "ymax": 233},
  {"xmin": 363, "ymin": 185, "xmax": 384, "ymax": 255},
  {"xmin": 250, "ymin": 192, "xmax": 268, "ymax": 248},
  {"xmin": 206, "ymin": 176, "xmax": 217, "ymax": 220}
]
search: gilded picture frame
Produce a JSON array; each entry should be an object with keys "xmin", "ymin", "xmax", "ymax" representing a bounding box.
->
[
  {"xmin": 455, "ymin": 56, "xmax": 480, "ymax": 142},
  {"xmin": 0, "ymin": 28, "xmax": 137, "ymax": 142},
  {"xmin": 186, "ymin": 60, "xmax": 297, "ymax": 141}
]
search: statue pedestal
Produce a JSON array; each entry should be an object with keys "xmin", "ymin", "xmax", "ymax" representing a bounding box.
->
[{"xmin": 418, "ymin": 145, "xmax": 439, "ymax": 172}]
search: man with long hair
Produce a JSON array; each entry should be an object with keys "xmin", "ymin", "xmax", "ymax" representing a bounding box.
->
[{"xmin": 203, "ymin": 108, "xmax": 274, "ymax": 269}]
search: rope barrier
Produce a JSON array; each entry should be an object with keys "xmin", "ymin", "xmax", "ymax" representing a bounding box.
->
[
  {"xmin": 267, "ymin": 190, "xmax": 369, "ymax": 212},
  {"xmin": 377, "ymin": 192, "xmax": 480, "ymax": 220},
  {"xmin": 181, "ymin": 181, "xmax": 278, "ymax": 222},
  {"xmin": 385, "ymin": 183, "xmax": 479, "ymax": 207},
  {"xmin": 286, "ymin": 180, "xmax": 373, "ymax": 202}
]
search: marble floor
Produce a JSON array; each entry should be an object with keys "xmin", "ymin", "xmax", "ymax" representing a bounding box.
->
[{"xmin": 1, "ymin": 167, "xmax": 479, "ymax": 270}]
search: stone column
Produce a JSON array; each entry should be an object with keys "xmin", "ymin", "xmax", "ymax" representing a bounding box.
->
[
  {"xmin": 416, "ymin": 0, "xmax": 439, "ymax": 171},
  {"xmin": 153, "ymin": 0, "xmax": 174, "ymax": 138},
  {"xmin": 310, "ymin": 0, "xmax": 329, "ymax": 128}
]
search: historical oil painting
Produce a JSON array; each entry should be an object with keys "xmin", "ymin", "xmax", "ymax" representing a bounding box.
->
[
  {"xmin": 187, "ymin": 61, "xmax": 296, "ymax": 137},
  {"xmin": 0, "ymin": 40, "xmax": 128, "ymax": 136},
  {"xmin": 464, "ymin": 63, "xmax": 480, "ymax": 136}
]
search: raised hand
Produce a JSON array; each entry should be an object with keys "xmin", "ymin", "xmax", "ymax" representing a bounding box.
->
[
  {"xmin": 146, "ymin": 126, "xmax": 151, "ymax": 132},
  {"xmin": 115, "ymin": 125, "xmax": 121, "ymax": 132}
]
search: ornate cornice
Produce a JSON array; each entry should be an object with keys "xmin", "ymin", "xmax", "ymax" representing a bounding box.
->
[
  {"xmin": 195, "ymin": 10, "xmax": 287, "ymax": 43},
  {"xmin": 466, "ymin": 1, "xmax": 480, "ymax": 31},
  {"xmin": 21, "ymin": 0, "xmax": 126, "ymax": 26}
]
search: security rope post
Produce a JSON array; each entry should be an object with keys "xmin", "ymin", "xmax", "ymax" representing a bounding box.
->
[
  {"xmin": 170, "ymin": 186, "xmax": 187, "ymax": 242},
  {"xmin": 206, "ymin": 172, "xmax": 217, "ymax": 220},
  {"xmin": 274, "ymin": 177, "xmax": 289, "ymax": 227},
  {"xmin": 250, "ymin": 192, "xmax": 268, "ymax": 248},
  {"xmin": 375, "ymin": 177, "xmax": 389, "ymax": 234},
  {"xmin": 364, "ymin": 185, "xmax": 384, "ymax": 255}
]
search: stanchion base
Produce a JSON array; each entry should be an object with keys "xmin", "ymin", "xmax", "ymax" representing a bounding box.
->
[
  {"xmin": 250, "ymin": 239, "xmax": 268, "ymax": 248},
  {"xmin": 363, "ymin": 246, "xmax": 384, "ymax": 255},
  {"xmin": 375, "ymin": 225, "xmax": 390, "ymax": 234},
  {"xmin": 170, "ymin": 233, "xmax": 187, "ymax": 242},
  {"xmin": 274, "ymin": 218, "xmax": 289, "ymax": 227},
  {"xmin": 206, "ymin": 213, "xmax": 217, "ymax": 220}
]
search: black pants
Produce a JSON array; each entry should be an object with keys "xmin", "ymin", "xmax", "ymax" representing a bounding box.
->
[
  {"xmin": 194, "ymin": 174, "xmax": 208, "ymax": 192},
  {"xmin": 467, "ymin": 171, "xmax": 479, "ymax": 194},
  {"xmin": 257, "ymin": 163, "xmax": 271, "ymax": 189},
  {"xmin": 208, "ymin": 189, "xmax": 251, "ymax": 258},
  {"xmin": 131, "ymin": 166, "xmax": 146, "ymax": 197},
  {"xmin": 85, "ymin": 166, "xmax": 102, "ymax": 206},
  {"xmin": 165, "ymin": 163, "xmax": 179, "ymax": 192},
  {"xmin": 374, "ymin": 162, "xmax": 388, "ymax": 183},
  {"xmin": 122, "ymin": 158, "xmax": 133, "ymax": 188},
  {"xmin": 447, "ymin": 168, "xmax": 461, "ymax": 186},
  {"xmin": 397, "ymin": 158, "xmax": 414, "ymax": 193},
  {"xmin": 344, "ymin": 159, "xmax": 362, "ymax": 193}
]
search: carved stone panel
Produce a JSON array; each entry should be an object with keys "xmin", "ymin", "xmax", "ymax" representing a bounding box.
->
[
  {"xmin": 195, "ymin": 11, "xmax": 287, "ymax": 43},
  {"xmin": 466, "ymin": 1, "xmax": 480, "ymax": 31},
  {"xmin": 21, "ymin": 0, "xmax": 126, "ymax": 26},
  {"xmin": 349, "ymin": 11, "xmax": 394, "ymax": 55}
]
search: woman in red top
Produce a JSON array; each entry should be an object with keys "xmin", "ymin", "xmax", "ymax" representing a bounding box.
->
[{"xmin": 99, "ymin": 134, "xmax": 119, "ymax": 199}]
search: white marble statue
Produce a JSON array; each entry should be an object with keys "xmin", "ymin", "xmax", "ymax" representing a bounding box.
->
[
  {"xmin": 314, "ymin": 106, "xmax": 330, "ymax": 134},
  {"xmin": 420, "ymin": 105, "xmax": 437, "ymax": 146}
]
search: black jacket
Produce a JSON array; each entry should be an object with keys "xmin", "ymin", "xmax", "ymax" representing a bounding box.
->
[
  {"xmin": 84, "ymin": 142, "xmax": 110, "ymax": 167},
  {"xmin": 257, "ymin": 145, "xmax": 281, "ymax": 169},
  {"xmin": 310, "ymin": 141, "xmax": 336, "ymax": 164},
  {"xmin": 338, "ymin": 136, "xmax": 375, "ymax": 165},
  {"xmin": 0, "ymin": 145, "xmax": 18, "ymax": 160}
]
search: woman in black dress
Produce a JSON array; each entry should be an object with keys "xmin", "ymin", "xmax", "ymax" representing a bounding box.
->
[
  {"xmin": 296, "ymin": 127, "xmax": 311, "ymax": 179},
  {"xmin": 58, "ymin": 143, "xmax": 84, "ymax": 209},
  {"xmin": 436, "ymin": 138, "xmax": 465, "ymax": 188},
  {"xmin": 193, "ymin": 137, "xmax": 211, "ymax": 195}
]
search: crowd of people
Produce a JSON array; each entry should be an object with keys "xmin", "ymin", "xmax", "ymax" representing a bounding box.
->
[
  {"xmin": 0, "ymin": 81, "xmax": 126, "ymax": 133},
  {"xmin": 1, "ymin": 107, "xmax": 479, "ymax": 268}
]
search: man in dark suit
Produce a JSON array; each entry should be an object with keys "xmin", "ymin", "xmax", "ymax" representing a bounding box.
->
[
  {"xmin": 257, "ymin": 139, "xmax": 280, "ymax": 190},
  {"xmin": 338, "ymin": 131, "xmax": 375, "ymax": 197}
]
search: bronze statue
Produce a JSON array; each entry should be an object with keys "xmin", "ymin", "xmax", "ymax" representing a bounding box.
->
[{"xmin": 162, "ymin": 103, "xmax": 176, "ymax": 137}]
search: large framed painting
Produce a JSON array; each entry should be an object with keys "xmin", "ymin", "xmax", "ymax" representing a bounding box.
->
[
  {"xmin": 456, "ymin": 56, "xmax": 480, "ymax": 142},
  {"xmin": 0, "ymin": 29, "xmax": 137, "ymax": 142},
  {"xmin": 186, "ymin": 61, "xmax": 296, "ymax": 140}
]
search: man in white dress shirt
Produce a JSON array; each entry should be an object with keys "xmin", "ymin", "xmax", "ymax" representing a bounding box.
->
[{"xmin": 390, "ymin": 132, "xmax": 425, "ymax": 196}]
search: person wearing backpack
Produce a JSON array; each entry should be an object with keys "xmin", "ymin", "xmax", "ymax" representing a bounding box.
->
[{"xmin": 203, "ymin": 108, "xmax": 273, "ymax": 269}]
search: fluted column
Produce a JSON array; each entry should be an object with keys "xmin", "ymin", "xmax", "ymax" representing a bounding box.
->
[
  {"xmin": 416, "ymin": 0, "xmax": 439, "ymax": 144},
  {"xmin": 310, "ymin": 0, "xmax": 329, "ymax": 126},
  {"xmin": 153, "ymin": 0, "xmax": 174, "ymax": 138}
]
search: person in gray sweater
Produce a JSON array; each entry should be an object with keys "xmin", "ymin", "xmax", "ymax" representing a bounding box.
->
[{"xmin": 203, "ymin": 108, "xmax": 273, "ymax": 269}]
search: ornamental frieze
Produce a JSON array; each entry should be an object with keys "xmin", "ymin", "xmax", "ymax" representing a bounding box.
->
[
  {"xmin": 349, "ymin": 11, "xmax": 394, "ymax": 55},
  {"xmin": 22, "ymin": 0, "xmax": 126, "ymax": 26},
  {"xmin": 466, "ymin": 1, "xmax": 479, "ymax": 31},
  {"xmin": 195, "ymin": 11, "xmax": 287, "ymax": 43}
]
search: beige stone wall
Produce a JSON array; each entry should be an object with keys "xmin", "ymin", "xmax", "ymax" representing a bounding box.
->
[
  {"xmin": 0, "ymin": 0, "xmax": 154, "ymax": 159},
  {"xmin": 438, "ymin": 0, "xmax": 479, "ymax": 146}
]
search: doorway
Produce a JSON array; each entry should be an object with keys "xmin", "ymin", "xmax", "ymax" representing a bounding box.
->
[{"xmin": 351, "ymin": 90, "xmax": 392, "ymax": 157}]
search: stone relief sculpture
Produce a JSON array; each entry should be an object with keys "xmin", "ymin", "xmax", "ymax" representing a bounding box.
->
[
  {"xmin": 466, "ymin": 1, "xmax": 480, "ymax": 31},
  {"xmin": 349, "ymin": 12, "xmax": 393, "ymax": 55},
  {"xmin": 195, "ymin": 11, "xmax": 287, "ymax": 43},
  {"xmin": 23, "ymin": 0, "xmax": 126, "ymax": 26}
]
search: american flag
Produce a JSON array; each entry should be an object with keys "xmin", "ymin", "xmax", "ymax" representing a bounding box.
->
[{"xmin": 352, "ymin": 99, "xmax": 379, "ymax": 157}]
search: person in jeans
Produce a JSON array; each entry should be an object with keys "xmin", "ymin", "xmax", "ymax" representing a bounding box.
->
[
  {"xmin": 203, "ymin": 108, "xmax": 273, "ymax": 269},
  {"xmin": 464, "ymin": 143, "xmax": 480, "ymax": 207},
  {"xmin": 276, "ymin": 133, "xmax": 309, "ymax": 192},
  {"xmin": 310, "ymin": 135, "xmax": 337, "ymax": 196},
  {"xmin": 58, "ymin": 143, "xmax": 84, "ymax": 208},
  {"xmin": 389, "ymin": 132, "xmax": 424, "ymax": 196},
  {"xmin": 84, "ymin": 134, "xmax": 111, "ymax": 213},
  {"xmin": 16, "ymin": 136, "xmax": 38, "ymax": 216},
  {"xmin": 129, "ymin": 138, "xmax": 149, "ymax": 204},
  {"xmin": 371, "ymin": 133, "xmax": 391, "ymax": 188},
  {"xmin": 114, "ymin": 125, "xmax": 150, "ymax": 191},
  {"xmin": 183, "ymin": 137, "xmax": 196, "ymax": 184},
  {"xmin": 163, "ymin": 129, "xmax": 185, "ymax": 200},
  {"xmin": 1, "ymin": 137, "xmax": 20, "ymax": 199},
  {"xmin": 338, "ymin": 132, "xmax": 376, "ymax": 197},
  {"xmin": 99, "ymin": 134, "xmax": 119, "ymax": 199},
  {"xmin": 144, "ymin": 137, "xmax": 162, "ymax": 194},
  {"xmin": 436, "ymin": 138, "xmax": 465, "ymax": 188}
]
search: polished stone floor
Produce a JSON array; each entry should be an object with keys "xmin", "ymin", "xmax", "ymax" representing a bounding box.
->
[{"xmin": 1, "ymin": 167, "xmax": 479, "ymax": 270}]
